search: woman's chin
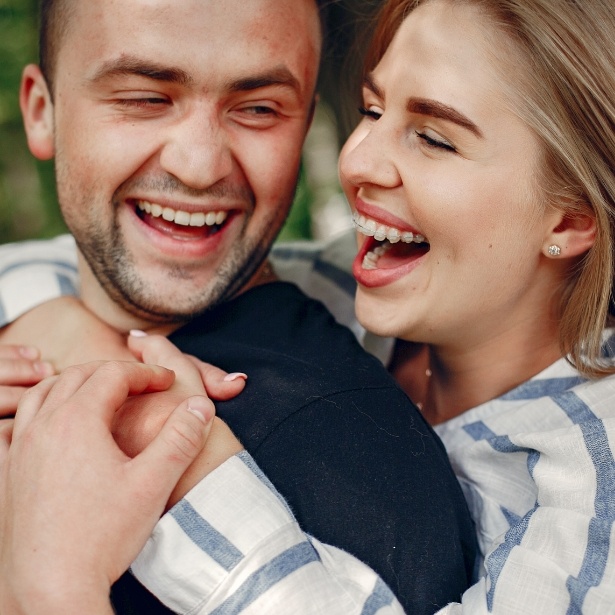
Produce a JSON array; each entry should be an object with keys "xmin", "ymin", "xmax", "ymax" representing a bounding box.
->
[{"xmin": 355, "ymin": 287, "xmax": 410, "ymax": 340}]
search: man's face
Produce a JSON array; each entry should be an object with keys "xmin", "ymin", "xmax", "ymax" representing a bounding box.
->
[{"xmin": 36, "ymin": 0, "xmax": 320, "ymax": 326}]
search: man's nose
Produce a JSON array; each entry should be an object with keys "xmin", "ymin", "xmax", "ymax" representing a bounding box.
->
[{"xmin": 159, "ymin": 106, "xmax": 233, "ymax": 190}]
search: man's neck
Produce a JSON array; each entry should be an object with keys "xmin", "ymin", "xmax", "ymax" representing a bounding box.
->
[
  {"xmin": 77, "ymin": 254, "xmax": 278, "ymax": 336},
  {"xmin": 77, "ymin": 258, "xmax": 185, "ymax": 336}
]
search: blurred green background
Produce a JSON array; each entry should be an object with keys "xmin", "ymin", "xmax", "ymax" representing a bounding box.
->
[
  {"xmin": 0, "ymin": 0, "xmax": 65, "ymax": 242},
  {"xmin": 0, "ymin": 0, "xmax": 380, "ymax": 246}
]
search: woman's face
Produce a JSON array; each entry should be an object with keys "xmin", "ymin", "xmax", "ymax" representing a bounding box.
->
[{"xmin": 339, "ymin": 0, "xmax": 562, "ymax": 348}]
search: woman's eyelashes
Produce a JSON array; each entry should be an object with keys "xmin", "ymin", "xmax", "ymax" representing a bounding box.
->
[
  {"xmin": 359, "ymin": 104, "xmax": 457, "ymax": 153},
  {"xmin": 415, "ymin": 131, "xmax": 456, "ymax": 152},
  {"xmin": 358, "ymin": 106, "xmax": 382, "ymax": 120}
]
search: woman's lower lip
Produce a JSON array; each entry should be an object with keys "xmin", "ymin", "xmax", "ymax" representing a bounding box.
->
[{"xmin": 352, "ymin": 253, "xmax": 424, "ymax": 287}]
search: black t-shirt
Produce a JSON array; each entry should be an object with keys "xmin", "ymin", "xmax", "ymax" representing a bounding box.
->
[{"xmin": 111, "ymin": 282, "xmax": 476, "ymax": 615}]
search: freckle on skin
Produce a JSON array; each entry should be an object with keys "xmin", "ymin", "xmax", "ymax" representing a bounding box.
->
[{"xmin": 489, "ymin": 244, "xmax": 493, "ymax": 248}]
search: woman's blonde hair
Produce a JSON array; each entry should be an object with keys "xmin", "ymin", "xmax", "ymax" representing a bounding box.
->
[{"xmin": 365, "ymin": 0, "xmax": 615, "ymax": 377}]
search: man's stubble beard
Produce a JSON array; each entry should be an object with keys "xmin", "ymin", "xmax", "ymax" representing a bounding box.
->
[{"xmin": 72, "ymin": 203, "xmax": 288, "ymax": 325}]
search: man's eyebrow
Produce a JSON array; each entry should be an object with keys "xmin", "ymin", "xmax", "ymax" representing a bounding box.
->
[
  {"xmin": 88, "ymin": 57, "xmax": 193, "ymax": 86},
  {"xmin": 363, "ymin": 73, "xmax": 483, "ymax": 138},
  {"xmin": 225, "ymin": 67, "xmax": 301, "ymax": 94}
]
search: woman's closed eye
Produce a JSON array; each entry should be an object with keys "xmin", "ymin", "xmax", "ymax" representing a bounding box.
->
[
  {"xmin": 415, "ymin": 130, "xmax": 456, "ymax": 152},
  {"xmin": 358, "ymin": 106, "xmax": 382, "ymax": 121}
]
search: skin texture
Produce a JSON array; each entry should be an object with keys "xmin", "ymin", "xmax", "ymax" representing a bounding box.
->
[
  {"xmin": 339, "ymin": 0, "xmax": 596, "ymax": 422},
  {"xmin": 20, "ymin": 0, "xmax": 321, "ymax": 333}
]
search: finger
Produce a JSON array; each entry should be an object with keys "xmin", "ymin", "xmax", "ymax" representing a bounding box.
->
[
  {"xmin": 0, "ymin": 386, "xmax": 30, "ymax": 418},
  {"xmin": 186, "ymin": 355, "xmax": 247, "ymax": 401},
  {"xmin": 67, "ymin": 361, "xmax": 176, "ymax": 426},
  {"xmin": 0, "ymin": 357, "xmax": 55, "ymax": 386},
  {"xmin": 0, "ymin": 418, "xmax": 14, "ymax": 465},
  {"xmin": 131, "ymin": 395, "xmax": 215, "ymax": 505},
  {"xmin": 0, "ymin": 344, "xmax": 40, "ymax": 360},
  {"xmin": 11, "ymin": 376, "xmax": 58, "ymax": 440},
  {"xmin": 39, "ymin": 361, "xmax": 109, "ymax": 411},
  {"xmin": 129, "ymin": 332, "xmax": 195, "ymax": 370}
]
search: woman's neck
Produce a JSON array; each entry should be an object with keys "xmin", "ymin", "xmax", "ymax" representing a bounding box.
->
[{"xmin": 390, "ymin": 329, "xmax": 562, "ymax": 426}]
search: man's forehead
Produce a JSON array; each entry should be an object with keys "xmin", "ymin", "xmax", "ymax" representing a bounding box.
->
[
  {"xmin": 66, "ymin": 0, "xmax": 321, "ymax": 42},
  {"xmin": 61, "ymin": 0, "xmax": 321, "ymax": 86}
]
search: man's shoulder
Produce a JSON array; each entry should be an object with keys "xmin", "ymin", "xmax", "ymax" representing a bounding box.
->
[
  {"xmin": 173, "ymin": 280, "xmax": 386, "ymax": 382},
  {"xmin": 271, "ymin": 231, "xmax": 394, "ymax": 364}
]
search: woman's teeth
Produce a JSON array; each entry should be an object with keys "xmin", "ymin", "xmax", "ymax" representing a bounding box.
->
[
  {"xmin": 136, "ymin": 200, "xmax": 228, "ymax": 228},
  {"xmin": 352, "ymin": 211, "xmax": 425, "ymax": 244},
  {"xmin": 362, "ymin": 244, "xmax": 391, "ymax": 270},
  {"xmin": 352, "ymin": 211, "xmax": 429, "ymax": 270}
]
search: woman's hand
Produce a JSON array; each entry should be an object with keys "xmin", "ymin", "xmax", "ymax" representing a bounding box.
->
[
  {"xmin": 115, "ymin": 333, "xmax": 245, "ymax": 509},
  {"xmin": 0, "ymin": 360, "xmax": 214, "ymax": 615},
  {"xmin": 0, "ymin": 344, "xmax": 55, "ymax": 417}
]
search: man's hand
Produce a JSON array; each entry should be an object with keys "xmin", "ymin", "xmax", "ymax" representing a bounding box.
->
[
  {"xmin": 0, "ymin": 360, "xmax": 215, "ymax": 615},
  {"xmin": 0, "ymin": 345, "xmax": 55, "ymax": 417}
]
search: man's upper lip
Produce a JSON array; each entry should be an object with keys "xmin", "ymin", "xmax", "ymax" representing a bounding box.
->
[{"xmin": 354, "ymin": 197, "xmax": 423, "ymax": 235}]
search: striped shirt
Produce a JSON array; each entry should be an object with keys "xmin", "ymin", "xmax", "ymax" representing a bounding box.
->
[{"xmin": 1, "ymin": 232, "xmax": 614, "ymax": 614}]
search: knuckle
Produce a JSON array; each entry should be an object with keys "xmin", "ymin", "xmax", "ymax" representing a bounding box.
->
[
  {"xmin": 62, "ymin": 363, "xmax": 94, "ymax": 380},
  {"xmin": 165, "ymin": 421, "xmax": 202, "ymax": 463}
]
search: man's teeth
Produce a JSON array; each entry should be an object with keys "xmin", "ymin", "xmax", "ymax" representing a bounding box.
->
[
  {"xmin": 137, "ymin": 201, "xmax": 228, "ymax": 228},
  {"xmin": 352, "ymin": 211, "xmax": 426, "ymax": 244}
]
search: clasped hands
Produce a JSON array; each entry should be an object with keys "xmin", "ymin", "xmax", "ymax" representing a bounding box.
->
[{"xmin": 0, "ymin": 331, "xmax": 245, "ymax": 614}]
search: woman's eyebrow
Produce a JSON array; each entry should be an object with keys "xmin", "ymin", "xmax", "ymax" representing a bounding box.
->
[
  {"xmin": 407, "ymin": 98, "xmax": 483, "ymax": 138},
  {"xmin": 363, "ymin": 73, "xmax": 483, "ymax": 138},
  {"xmin": 363, "ymin": 73, "xmax": 384, "ymax": 99}
]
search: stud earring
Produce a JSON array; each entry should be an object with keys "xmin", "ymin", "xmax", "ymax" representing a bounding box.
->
[{"xmin": 547, "ymin": 245, "xmax": 561, "ymax": 257}]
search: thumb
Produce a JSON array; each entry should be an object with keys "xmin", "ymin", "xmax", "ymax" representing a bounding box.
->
[{"xmin": 132, "ymin": 396, "xmax": 215, "ymax": 501}]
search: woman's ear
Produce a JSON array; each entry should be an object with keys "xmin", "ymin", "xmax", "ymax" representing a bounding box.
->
[
  {"xmin": 542, "ymin": 205, "xmax": 596, "ymax": 259},
  {"xmin": 19, "ymin": 64, "xmax": 55, "ymax": 161}
]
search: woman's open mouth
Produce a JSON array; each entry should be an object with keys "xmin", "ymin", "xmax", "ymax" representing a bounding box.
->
[{"xmin": 353, "ymin": 211, "xmax": 430, "ymax": 271}]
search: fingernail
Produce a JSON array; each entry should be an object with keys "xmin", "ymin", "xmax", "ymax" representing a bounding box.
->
[
  {"xmin": 130, "ymin": 329, "xmax": 148, "ymax": 337},
  {"xmin": 18, "ymin": 346, "xmax": 39, "ymax": 360},
  {"xmin": 33, "ymin": 361, "xmax": 55, "ymax": 377},
  {"xmin": 186, "ymin": 397, "xmax": 213, "ymax": 423},
  {"xmin": 224, "ymin": 372, "xmax": 248, "ymax": 382}
]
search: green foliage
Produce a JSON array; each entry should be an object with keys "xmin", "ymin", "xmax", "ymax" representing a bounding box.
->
[{"xmin": 0, "ymin": 0, "xmax": 65, "ymax": 245}]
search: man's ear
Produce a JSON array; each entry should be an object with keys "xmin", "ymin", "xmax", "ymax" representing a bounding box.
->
[
  {"xmin": 19, "ymin": 64, "xmax": 55, "ymax": 161},
  {"xmin": 542, "ymin": 205, "xmax": 596, "ymax": 259}
]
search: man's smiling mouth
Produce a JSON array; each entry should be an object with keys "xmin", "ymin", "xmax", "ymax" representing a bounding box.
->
[{"xmin": 135, "ymin": 199, "xmax": 230, "ymax": 238}]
